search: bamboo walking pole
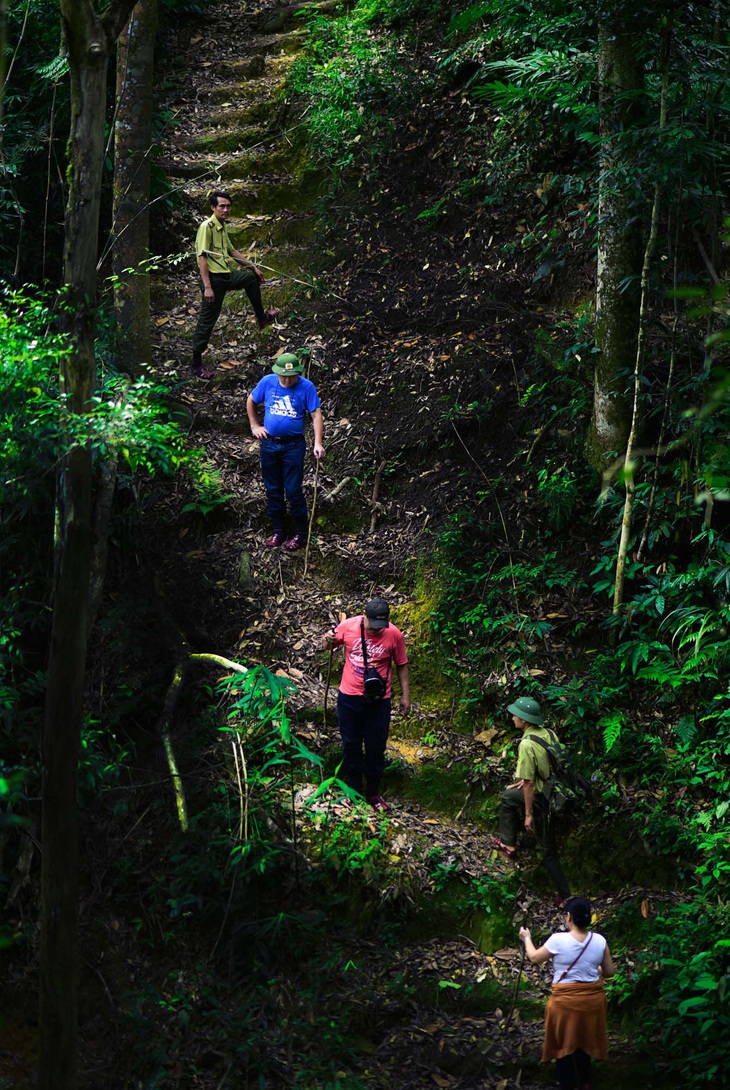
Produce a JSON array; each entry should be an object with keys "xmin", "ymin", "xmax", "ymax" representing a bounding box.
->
[{"xmin": 303, "ymin": 458, "xmax": 321, "ymax": 577}]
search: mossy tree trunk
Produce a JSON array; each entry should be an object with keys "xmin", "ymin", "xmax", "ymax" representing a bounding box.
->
[
  {"xmin": 589, "ymin": 27, "xmax": 645, "ymax": 470},
  {"xmin": 113, "ymin": 0, "xmax": 157, "ymax": 374},
  {"xmin": 39, "ymin": 3, "xmax": 137, "ymax": 1089}
]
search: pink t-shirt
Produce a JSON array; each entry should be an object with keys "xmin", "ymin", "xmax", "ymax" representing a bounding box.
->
[{"xmin": 335, "ymin": 616, "xmax": 408, "ymax": 699}]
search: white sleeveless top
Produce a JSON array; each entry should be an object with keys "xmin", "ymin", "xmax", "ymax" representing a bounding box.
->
[{"xmin": 544, "ymin": 931, "xmax": 607, "ymax": 984}]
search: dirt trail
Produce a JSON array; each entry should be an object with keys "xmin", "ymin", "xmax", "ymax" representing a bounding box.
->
[
  {"xmin": 142, "ymin": 4, "xmax": 647, "ymax": 1087},
  {"xmin": 149, "ymin": 0, "xmax": 443, "ymax": 759}
]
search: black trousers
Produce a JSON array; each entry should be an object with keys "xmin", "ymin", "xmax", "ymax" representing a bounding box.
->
[
  {"xmin": 192, "ymin": 269, "xmax": 264, "ymax": 354},
  {"xmin": 336, "ymin": 692, "xmax": 391, "ymax": 797},
  {"xmin": 498, "ymin": 786, "xmax": 571, "ymax": 898},
  {"xmin": 556, "ymin": 1048, "xmax": 591, "ymax": 1090}
]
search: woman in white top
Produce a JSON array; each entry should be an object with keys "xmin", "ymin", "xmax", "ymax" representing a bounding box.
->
[{"xmin": 519, "ymin": 897, "xmax": 615, "ymax": 1090}]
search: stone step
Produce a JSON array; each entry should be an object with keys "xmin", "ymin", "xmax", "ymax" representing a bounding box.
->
[
  {"xmin": 182, "ymin": 172, "xmax": 324, "ymax": 216},
  {"xmin": 219, "ymin": 142, "xmax": 307, "ymax": 182},
  {"xmin": 204, "ymin": 82, "xmax": 270, "ymax": 106},
  {"xmin": 257, "ymin": 0, "xmax": 347, "ymax": 35},
  {"xmin": 228, "ymin": 211, "xmax": 317, "ymax": 249},
  {"xmin": 207, "ymin": 100, "xmax": 284, "ymax": 129},
  {"xmin": 224, "ymin": 52, "xmax": 299, "ymax": 81},
  {"xmin": 163, "ymin": 157, "xmax": 218, "ymax": 180},
  {"xmin": 172, "ymin": 208, "xmax": 317, "ymax": 250},
  {"xmin": 238, "ymin": 29, "xmax": 307, "ymax": 58},
  {"xmin": 183, "ymin": 126, "xmax": 272, "ymax": 156}
]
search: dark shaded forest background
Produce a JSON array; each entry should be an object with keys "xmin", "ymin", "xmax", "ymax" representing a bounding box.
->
[{"xmin": 1, "ymin": 0, "xmax": 729, "ymax": 1088}]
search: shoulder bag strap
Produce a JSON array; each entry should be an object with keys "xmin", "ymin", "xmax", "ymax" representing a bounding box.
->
[
  {"xmin": 527, "ymin": 732, "xmax": 558, "ymax": 752},
  {"xmin": 360, "ymin": 620, "xmax": 390, "ymax": 685},
  {"xmin": 360, "ymin": 619, "xmax": 370, "ymax": 670},
  {"xmin": 556, "ymin": 931, "xmax": 593, "ymax": 983}
]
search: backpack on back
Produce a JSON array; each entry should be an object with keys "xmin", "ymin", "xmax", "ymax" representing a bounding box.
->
[{"xmin": 527, "ymin": 730, "xmax": 591, "ymax": 819}]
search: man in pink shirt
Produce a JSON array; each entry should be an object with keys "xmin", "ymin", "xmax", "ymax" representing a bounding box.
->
[{"xmin": 322, "ymin": 598, "xmax": 411, "ymax": 811}]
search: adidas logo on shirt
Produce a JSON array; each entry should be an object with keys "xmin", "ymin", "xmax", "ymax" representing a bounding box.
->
[{"xmin": 270, "ymin": 394, "xmax": 300, "ymax": 419}]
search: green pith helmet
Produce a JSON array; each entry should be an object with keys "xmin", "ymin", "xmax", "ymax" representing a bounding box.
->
[
  {"xmin": 272, "ymin": 352, "xmax": 303, "ymax": 375},
  {"xmin": 507, "ymin": 697, "xmax": 543, "ymax": 725}
]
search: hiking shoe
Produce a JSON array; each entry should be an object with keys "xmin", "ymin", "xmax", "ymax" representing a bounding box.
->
[
  {"xmin": 265, "ymin": 532, "xmax": 286, "ymax": 547},
  {"xmin": 282, "ymin": 533, "xmax": 306, "ymax": 552},
  {"xmin": 191, "ymin": 362, "xmax": 215, "ymax": 379},
  {"xmin": 553, "ymin": 895, "xmax": 570, "ymax": 911},
  {"xmin": 257, "ymin": 308, "xmax": 280, "ymax": 330},
  {"xmin": 489, "ymin": 836, "xmax": 517, "ymax": 860},
  {"xmin": 366, "ymin": 795, "xmax": 390, "ymax": 813}
]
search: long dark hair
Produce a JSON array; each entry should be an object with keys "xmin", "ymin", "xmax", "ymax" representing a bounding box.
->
[{"xmin": 566, "ymin": 896, "xmax": 591, "ymax": 928}]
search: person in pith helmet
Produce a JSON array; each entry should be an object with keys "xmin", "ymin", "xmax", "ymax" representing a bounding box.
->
[
  {"xmin": 490, "ymin": 696, "xmax": 572, "ymax": 907},
  {"xmin": 246, "ymin": 352, "xmax": 325, "ymax": 551}
]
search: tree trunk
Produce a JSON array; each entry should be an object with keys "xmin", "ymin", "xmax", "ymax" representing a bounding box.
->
[
  {"xmin": 39, "ymin": 5, "xmax": 138, "ymax": 1089},
  {"xmin": 0, "ymin": 1, "xmax": 8, "ymax": 138},
  {"xmin": 612, "ymin": 27, "xmax": 671, "ymax": 624},
  {"xmin": 588, "ymin": 28, "xmax": 645, "ymax": 469},
  {"xmin": 113, "ymin": 0, "xmax": 157, "ymax": 374}
]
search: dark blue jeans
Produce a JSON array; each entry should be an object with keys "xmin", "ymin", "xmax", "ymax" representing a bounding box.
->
[
  {"xmin": 336, "ymin": 692, "xmax": 391, "ymax": 797},
  {"xmin": 259, "ymin": 435, "xmax": 308, "ymax": 535}
]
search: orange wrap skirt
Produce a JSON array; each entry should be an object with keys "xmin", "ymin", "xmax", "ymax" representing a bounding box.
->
[{"xmin": 542, "ymin": 981, "xmax": 608, "ymax": 1062}]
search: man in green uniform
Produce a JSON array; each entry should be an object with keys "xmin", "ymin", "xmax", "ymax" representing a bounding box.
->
[
  {"xmin": 191, "ymin": 190, "xmax": 279, "ymax": 377},
  {"xmin": 490, "ymin": 696, "xmax": 571, "ymax": 906}
]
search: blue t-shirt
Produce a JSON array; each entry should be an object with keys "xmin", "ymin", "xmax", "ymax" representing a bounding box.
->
[{"xmin": 249, "ymin": 374, "xmax": 321, "ymax": 438}]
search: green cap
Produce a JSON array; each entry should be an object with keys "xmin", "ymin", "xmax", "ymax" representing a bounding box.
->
[
  {"xmin": 507, "ymin": 697, "xmax": 543, "ymax": 725},
  {"xmin": 272, "ymin": 353, "xmax": 303, "ymax": 375}
]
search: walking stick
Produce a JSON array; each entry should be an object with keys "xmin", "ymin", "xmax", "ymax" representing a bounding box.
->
[
  {"xmin": 504, "ymin": 937, "xmax": 526, "ymax": 1028},
  {"xmin": 323, "ymin": 647, "xmax": 333, "ymax": 735},
  {"xmin": 303, "ymin": 458, "xmax": 321, "ymax": 577}
]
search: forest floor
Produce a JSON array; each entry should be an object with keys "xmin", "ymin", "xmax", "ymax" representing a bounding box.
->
[
  {"xmin": 106, "ymin": 1, "xmax": 675, "ymax": 1087},
  {"xmin": 0, "ymin": 1, "xmax": 678, "ymax": 1088}
]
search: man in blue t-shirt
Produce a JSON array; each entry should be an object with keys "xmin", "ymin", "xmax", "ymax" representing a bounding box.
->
[{"xmin": 246, "ymin": 353, "xmax": 325, "ymax": 551}]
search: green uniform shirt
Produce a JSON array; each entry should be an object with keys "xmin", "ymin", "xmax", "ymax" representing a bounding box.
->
[
  {"xmin": 514, "ymin": 726, "xmax": 553, "ymax": 794},
  {"xmin": 195, "ymin": 213, "xmax": 235, "ymax": 273}
]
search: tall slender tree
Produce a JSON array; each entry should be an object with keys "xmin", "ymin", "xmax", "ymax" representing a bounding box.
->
[
  {"xmin": 588, "ymin": 25, "xmax": 644, "ymax": 468},
  {"xmin": 40, "ymin": 3, "xmax": 138, "ymax": 1088},
  {"xmin": 113, "ymin": 0, "xmax": 157, "ymax": 374}
]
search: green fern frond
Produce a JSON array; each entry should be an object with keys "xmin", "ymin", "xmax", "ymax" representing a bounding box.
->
[
  {"xmin": 600, "ymin": 713, "xmax": 623, "ymax": 754},
  {"xmin": 36, "ymin": 55, "xmax": 69, "ymax": 82},
  {"xmin": 674, "ymin": 716, "xmax": 697, "ymax": 748}
]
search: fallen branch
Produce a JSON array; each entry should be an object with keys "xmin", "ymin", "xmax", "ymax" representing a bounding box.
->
[
  {"xmin": 156, "ymin": 654, "xmax": 190, "ymax": 833},
  {"xmin": 155, "ymin": 631, "xmax": 250, "ymax": 832},
  {"xmin": 189, "ymin": 652, "xmax": 249, "ymax": 674},
  {"xmin": 326, "ymin": 475, "xmax": 351, "ymax": 501}
]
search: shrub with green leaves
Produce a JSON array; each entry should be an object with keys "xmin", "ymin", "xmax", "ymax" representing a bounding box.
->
[
  {"xmin": 287, "ymin": 5, "xmax": 439, "ymax": 175},
  {"xmin": 0, "ymin": 290, "xmax": 205, "ymax": 810}
]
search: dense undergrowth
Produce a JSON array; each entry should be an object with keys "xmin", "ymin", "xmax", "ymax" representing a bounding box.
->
[
  {"xmin": 1, "ymin": 0, "xmax": 729, "ymax": 1086},
  {"xmin": 285, "ymin": 0, "xmax": 730, "ymax": 1079}
]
